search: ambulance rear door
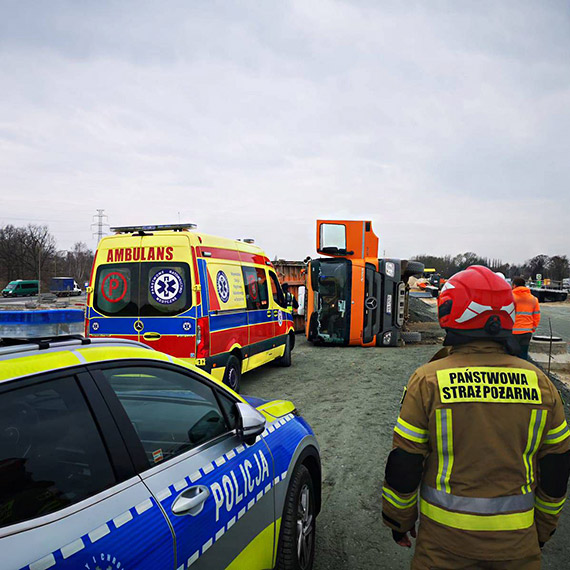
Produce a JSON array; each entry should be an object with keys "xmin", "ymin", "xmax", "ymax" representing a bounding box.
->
[
  {"xmin": 136, "ymin": 233, "xmax": 197, "ymax": 358},
  {"xmin": 90, "ymin": 235, "xmax": 143, "ymax": 343}
]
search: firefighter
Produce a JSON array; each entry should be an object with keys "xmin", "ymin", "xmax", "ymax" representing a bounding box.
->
[{"xmin": 382, "ymin": 265, "xmax": 570, "ymax": 569}]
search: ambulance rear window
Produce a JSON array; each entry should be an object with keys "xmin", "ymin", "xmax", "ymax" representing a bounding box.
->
[{"xmin": 94, "ymin": 263, "xmax": 191, "ymax": 317}]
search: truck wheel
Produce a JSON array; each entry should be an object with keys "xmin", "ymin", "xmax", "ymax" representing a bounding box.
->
[
  {"xmin": 401, "ymin": 331, "xmax": 422, "ymax": 343},
  {"xmin": 277, "ymin": 336, "xmax": 292, "ymax": 367},
  {"xmin": 223, "ymin": 356, "xmax": 241, "ymax": 393},
  {"xmin": 402, "ymin": 260, "xmax": 425, "ymax": 281},
  {"xmin": 276, "ymin": 464, "xmax": 316, "ymax": 570}
]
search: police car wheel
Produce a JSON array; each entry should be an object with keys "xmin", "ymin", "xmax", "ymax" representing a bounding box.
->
[
  {"xmin": 276, "ymin": 464, "xmax": 315, "ymax": 570},
  {"xmin": 223, "ymin": 356, "xmax": 241, "ymax": 392},
  {"xmin": 278, "ymin": 337, "xmax": 292, "ymax": 367}
]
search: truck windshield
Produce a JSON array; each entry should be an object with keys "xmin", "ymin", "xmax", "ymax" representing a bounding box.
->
[
  {"xmin": 312, "ymin": 259, "xmax": 351, "ymax": 344},
  {"xmin": 5, "ymin": 283, "xmax": 16, "ymax": 290},
  {"xmin": 94, "ymin": 262, "xmax": 191, "ymax": 317}
]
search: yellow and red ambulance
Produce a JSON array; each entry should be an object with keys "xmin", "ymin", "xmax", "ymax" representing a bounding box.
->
[{"xmin": 86, "ymin": 224, "xmax": 295, "ymax": 391}]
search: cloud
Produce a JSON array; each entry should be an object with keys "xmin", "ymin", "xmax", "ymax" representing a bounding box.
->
[{"xmin": 1, "ymin": 0, "xmax": 569, "ymax": 265}]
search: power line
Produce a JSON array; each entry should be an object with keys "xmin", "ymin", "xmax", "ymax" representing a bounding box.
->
[{"xmin": 91, "ymin": 209, "xmax": 110, "ymax": 244}]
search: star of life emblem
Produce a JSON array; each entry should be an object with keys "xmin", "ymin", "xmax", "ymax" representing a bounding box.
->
[
  {"xmin": 216, "ymin": 271, "xmax": 230, "ymax": 303},
  {"xmin": 150, "ymin": 269, "xmax": 184, "ymax": 305}
]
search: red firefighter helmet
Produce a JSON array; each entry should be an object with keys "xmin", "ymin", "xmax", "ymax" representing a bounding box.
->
[{"xmin": 437, "ymin": 265, "xmax": 515, "ymax": 338}]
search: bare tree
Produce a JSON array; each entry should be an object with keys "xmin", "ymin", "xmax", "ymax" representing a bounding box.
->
[
  {"xmin": 524, "ymin": 254, "xmax": 550, "ymax": 280},
  {"xmin": 548, "ymin": 255, "xmax": 570, "ymax": 282}
]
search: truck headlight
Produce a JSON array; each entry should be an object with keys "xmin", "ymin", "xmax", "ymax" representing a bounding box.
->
[{"xmin": 385, "ymin": 262, "xmax": 395, "ymax": 278}]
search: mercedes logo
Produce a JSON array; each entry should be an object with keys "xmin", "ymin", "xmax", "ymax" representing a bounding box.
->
[
  {"xmin": 134, "ymin": 320, "xmax": 144, "ymax": 332},
  {"xmin": 365, "ymin": 297, "xmax": 378, "ymax": 310}
]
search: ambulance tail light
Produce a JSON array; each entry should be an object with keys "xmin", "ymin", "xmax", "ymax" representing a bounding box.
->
[{"xmin": 196, "ymin": 317, "xmax": 210, "ymax": 359}]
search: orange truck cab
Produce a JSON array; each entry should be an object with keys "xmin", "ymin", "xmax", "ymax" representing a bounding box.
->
[
  {"xmin": 86, "ymin": 224, "xmax": 295, "ymax": 391},
  {"xmin": 305, "ymin": 220, "xmax": 423, "ymax": 347}
]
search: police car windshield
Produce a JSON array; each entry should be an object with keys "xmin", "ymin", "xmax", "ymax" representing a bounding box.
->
[{"xmin": 94, "ymin": 262, "xmax": 191, "ymax": 317}]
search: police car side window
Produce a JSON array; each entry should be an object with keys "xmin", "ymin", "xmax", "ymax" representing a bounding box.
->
[
  {"xmin": 242, "ymin": 266, "xmax": 269, "ymax": 310},
  {"xmin": 101, "ymin": 366, "xmax": 230, "ymax": 467},
  {"xmin": 0, "ymin": 376, "xmax": 117, "ymax": 529},
  {"xmin": 215, "ymin": 390, "xmax": 238, "ymax": 431}
]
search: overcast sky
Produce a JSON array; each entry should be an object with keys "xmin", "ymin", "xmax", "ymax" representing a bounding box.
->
[{"xmin": 1, "ymin": 1, "xmax": 569, "ymax": 263}]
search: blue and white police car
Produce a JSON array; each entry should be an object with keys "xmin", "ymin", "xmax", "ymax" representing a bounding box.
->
[{"xmin": 0, "ymin": 336, "xmax": 321, "ymax": 570}]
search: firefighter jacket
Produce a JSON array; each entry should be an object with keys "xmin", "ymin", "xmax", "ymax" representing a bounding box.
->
[
  {"xmin": 512, "ymin": 286, "xmax": 540, "ymax": 335},
  {"xmin": 382, "ymin": 340, "xmax": 570, "ymax": 561}
]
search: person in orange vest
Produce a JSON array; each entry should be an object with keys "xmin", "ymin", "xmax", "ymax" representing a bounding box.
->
[
  {"xmin": 512, "ymin": 276, "xmax": 541, "ymax": 360},
  {"xmin": 382, "ymin": 266, "xmax": 569, "ymax": 569}
]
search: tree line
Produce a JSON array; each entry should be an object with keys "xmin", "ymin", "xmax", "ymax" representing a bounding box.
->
[
  {"xmin": 0, "ymin": 224, "xmax": 94, "ymax": 289},
  {"xmin": 412, "ymin": 252, "xmax": 570, "ymax": 281}
]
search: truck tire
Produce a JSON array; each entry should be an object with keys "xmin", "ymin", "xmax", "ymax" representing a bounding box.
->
[
  {"xmin": 401, "ymin": 331, "xmax": 422, "ymax": 343},
  {"xmin": 223, "ymin": 355, "xmax": 241, "ymax": 393},
  {"xmin": 275, "ymin": 464, "xmax": 316, "ymax": 570},
  {"xmin": 402, "ymin": 260, "xmax": 425, "ymax": 282}
]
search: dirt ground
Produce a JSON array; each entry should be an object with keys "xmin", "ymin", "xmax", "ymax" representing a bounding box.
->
[{"xmin": 241, "ymin": 336, "xmax": 570, "ymax": 570}]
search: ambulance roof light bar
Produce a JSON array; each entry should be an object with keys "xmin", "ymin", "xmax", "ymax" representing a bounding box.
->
[{"xmin": 111, "ymin": 223, "xmax": 197, "ymax": 234}]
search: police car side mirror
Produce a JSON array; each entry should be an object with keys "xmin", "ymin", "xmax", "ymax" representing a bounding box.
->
[{"xmin": 235, "ymin": 402, "xmax": 266, "ymax": 445}]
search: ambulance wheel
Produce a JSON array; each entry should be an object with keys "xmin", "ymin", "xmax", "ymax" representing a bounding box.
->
[
  {"xmin": 276, "ymin": 464, "xmax": 315, "ymax": 570},
  {"xmin": 278, "ymin": 337, "xmax": 292, "ymax": 367},
  {"xmin": 223, "ymin": 356, "xmax": 241, "ymax": 392}
]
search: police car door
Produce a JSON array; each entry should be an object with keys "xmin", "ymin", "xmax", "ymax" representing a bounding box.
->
[
  {"xmin": 0, "ymin": 370, "xmax": 174, "ymax": 570},
  {"xmin": 93, "ymin": 362, "xmax": 276, "ymax": 570}
]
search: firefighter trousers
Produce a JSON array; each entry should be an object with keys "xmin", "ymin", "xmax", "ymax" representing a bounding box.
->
[{"xmin": 411, "ymin": 533, "xmax": 541, "ymax": 570}]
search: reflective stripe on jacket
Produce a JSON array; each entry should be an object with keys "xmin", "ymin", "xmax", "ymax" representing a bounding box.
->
[
  {"xmin": 382, "ymin": 340, "xmax": 570, "ymax": 561},
  {"xmin": 513, "ymin": 286, "xmax": 540, "ymax": 334}
]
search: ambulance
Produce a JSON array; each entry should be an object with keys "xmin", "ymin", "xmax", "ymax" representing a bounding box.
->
[{"xmin": 86, "ymin": 224, "xmax": 295, "ymax": 391}]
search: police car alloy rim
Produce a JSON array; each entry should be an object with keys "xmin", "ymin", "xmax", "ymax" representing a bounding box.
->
[{"xmin": 296, "ymin": 484, "xmax": 314, "ymax": 569}]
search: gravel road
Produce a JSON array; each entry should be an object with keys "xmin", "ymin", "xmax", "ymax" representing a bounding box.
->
[{"xmin": 241, "ymin": 337, "xmax": 570, "ymax": 570}]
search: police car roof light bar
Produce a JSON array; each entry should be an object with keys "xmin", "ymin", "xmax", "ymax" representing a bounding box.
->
[{"xmin": 111, "ymin": 223, "xmax": 197, "ymax": 234}]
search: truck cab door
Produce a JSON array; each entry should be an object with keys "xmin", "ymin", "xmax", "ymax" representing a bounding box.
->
[{"xmin": 316, "ymin": 220, "xmax": 379, "ymax": 260}]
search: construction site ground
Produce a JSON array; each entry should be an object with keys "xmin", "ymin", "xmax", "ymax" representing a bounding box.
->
[{"xmin": 242, "ymin": 304, "xmax": 570, "ymax": 569}]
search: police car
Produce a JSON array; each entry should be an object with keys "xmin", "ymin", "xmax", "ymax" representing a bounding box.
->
[{"xmin": 0, "ymin": 336, "xmax": 321, "ymax": 570}]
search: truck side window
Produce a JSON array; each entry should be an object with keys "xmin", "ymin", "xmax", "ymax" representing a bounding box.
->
[{"xmin": 242, "ymin": 267, "xmax": 269, "ymax": 310}]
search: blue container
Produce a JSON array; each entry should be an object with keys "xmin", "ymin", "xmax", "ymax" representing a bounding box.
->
[{"xmin": 0, "ymin": 309, "xmax": 84, "ymax": 337}]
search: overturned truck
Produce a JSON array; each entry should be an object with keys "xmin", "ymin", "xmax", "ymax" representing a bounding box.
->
[{"xmin": 305, "ymin": 220, "xmax": 423, "ymax": 347}]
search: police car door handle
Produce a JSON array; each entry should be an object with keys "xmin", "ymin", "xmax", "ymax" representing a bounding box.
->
[{"xmin": 171, "ymin": 485, "xmax": 210, "ymax": 516}]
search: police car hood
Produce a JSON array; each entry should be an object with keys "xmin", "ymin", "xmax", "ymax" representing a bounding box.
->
[{"xmin": 242, "ymin": 395, "xmax": 297, "ymax": 420}]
